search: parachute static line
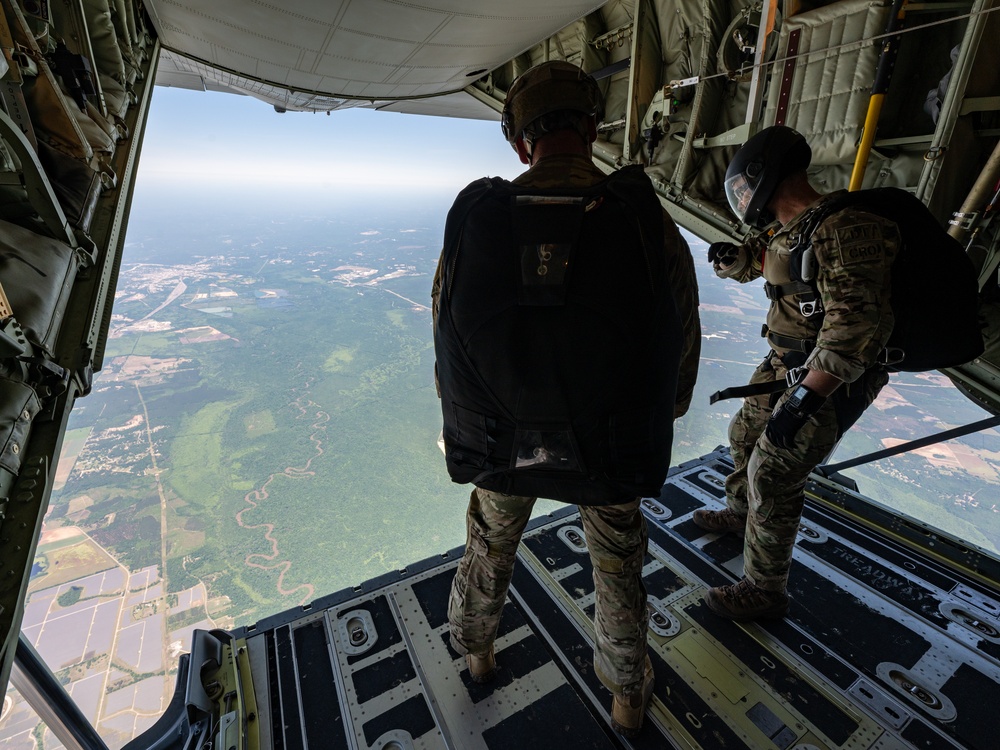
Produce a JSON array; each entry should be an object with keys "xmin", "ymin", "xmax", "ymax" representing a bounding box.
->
[{"xmin": 817, "ymin": 415, "xmax": 1000, "ymax": 476}]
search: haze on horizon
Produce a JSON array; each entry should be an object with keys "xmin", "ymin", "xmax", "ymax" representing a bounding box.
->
[{"xmin": 140, "ymin": 88, "xmax": 525, "ymax": 189}]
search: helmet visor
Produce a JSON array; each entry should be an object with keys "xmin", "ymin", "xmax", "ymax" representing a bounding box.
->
[{"xmin": 725, "ymin": 171, "xmax": 755, "ymax": 221}]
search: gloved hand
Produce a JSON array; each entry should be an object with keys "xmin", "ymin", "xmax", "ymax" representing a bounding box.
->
[
  {"xmin": 708, "ymin": 242, "xmax": 739, "ymax": 270},
  {"xmin": 765, "ymin": 384, "xmax": 826, "ymax": 450}
]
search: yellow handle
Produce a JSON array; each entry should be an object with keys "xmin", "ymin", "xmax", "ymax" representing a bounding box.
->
[{"xmin": 849, "ymin": 93, "xmax": 885, "ymax": 192}]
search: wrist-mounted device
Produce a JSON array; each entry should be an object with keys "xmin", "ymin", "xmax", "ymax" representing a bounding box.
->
[{"xmin": 784, "ymin": 384, "xmax": 825, "ymax": 418}]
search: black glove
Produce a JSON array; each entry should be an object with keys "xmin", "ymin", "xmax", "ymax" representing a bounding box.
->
[
  {"xmin": 708, "ymin": 242, "xmax": 739, "ymax": 268},
  {"xmin": 765, "ymin": 384, "xmax": 826, "ymax": 450}
]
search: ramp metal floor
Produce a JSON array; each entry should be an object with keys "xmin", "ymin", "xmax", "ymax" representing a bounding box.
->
[{"xmin": 154, "ymin": 451, "xmax": 1000, "ymax": 749}]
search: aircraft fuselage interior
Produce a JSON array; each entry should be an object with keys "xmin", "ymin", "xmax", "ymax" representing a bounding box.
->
[{"xmin": 1, "ymin": 0, "xmax": 999, "ymax": 748}]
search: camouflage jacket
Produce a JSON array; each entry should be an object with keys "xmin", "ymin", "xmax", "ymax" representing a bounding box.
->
[
  {"xmin": 432, "ymin": 153, "xmax": 701, "ymax": 418},
  {"xmin": 719, "ymin": 190, "xmax": 900, "ymax": 383}
]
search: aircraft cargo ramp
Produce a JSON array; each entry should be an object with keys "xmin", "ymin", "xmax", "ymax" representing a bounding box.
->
[{"xmin": 136, "ymin": 451, "xmax": 1000, "ymax": 749}]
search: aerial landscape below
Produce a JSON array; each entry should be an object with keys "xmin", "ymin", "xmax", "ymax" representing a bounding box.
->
[{"xmin": 1, "ymin": 182, "xmax": 997, "ymax": 749}]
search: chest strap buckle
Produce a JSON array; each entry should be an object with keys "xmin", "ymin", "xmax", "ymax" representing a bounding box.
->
[{"xmin": 764, "ymin": 280, "xmax": 818, "ymax": 301}]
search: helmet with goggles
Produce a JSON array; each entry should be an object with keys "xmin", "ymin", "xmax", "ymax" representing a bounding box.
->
[{"xmin": 724, "ymin": 126, "xmax": 811, "ymax": 227}]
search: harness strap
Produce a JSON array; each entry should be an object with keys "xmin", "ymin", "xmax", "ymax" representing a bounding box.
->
[
  {"xmin": 763, "ymin": 280, "xmax": 816, "ymax": 300},
  {"xmin": 709, "ymin": 378, "xmax": 790, "ymax": 404},
  {"xmin": 710, "ymin": 349, "xmax": 811, "ymax": 403},
  {"xmin": 766, "ymin": 330, "xmax": 816, "ymax": 353}
]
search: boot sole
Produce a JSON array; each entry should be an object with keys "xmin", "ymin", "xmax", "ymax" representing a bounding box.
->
[
  {"xmin": 704, "ymin": 592, "xmax": 789, "ymax": 622},
  {"xmin": 469, "ymin": 668, "xmax": 497, "ymax": 684},
  {"xmin": 611, "ymin": 667, "xmax": 655, "ymax": 737},
  {"xmin": 691, "ymin": 512, "xmax": 746, "ymax": 535},
  {"xmin": 467, "ymin": 653, "xmax": 497, "ymax": 684}
]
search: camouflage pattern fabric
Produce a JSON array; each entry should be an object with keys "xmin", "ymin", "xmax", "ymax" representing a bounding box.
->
[
  {"xmin": 725, "ymin": 356, "xmax": 887, "ymax": 591},
  {"xmin": 723, "ymin": 191, "xmax": 900, "ymax": 382},
  {"xmin": 802, "ymin": 200, "xmax": 899, "ymax": 382},
  {"xmin": 720, "ymin": 192, "xmax": 897, "ymax": 591},
  {"xmin": 448, "ymin": 487, "xmax": 650, "ymax": 695},
  {"xmin": 438, "ymin": 152, "xmax": 696, "ymax": 696}
]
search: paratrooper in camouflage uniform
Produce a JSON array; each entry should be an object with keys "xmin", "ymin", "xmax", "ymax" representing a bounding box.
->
[
  {"xmin": 431, "ymin": 62, "xmax": 700, "ymax": 737},
  {"xmin": 698, "ymin": 126, "xmax": 900, "ymax": 620}
]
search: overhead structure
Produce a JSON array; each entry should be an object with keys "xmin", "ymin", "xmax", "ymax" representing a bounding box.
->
[
  {"xmin": 149, "ymin": 0, "xmax": 608, "ymax": 119},
  {"xmin": 0, "ymin": 0, "xmax": 999, "ymax": 747}
]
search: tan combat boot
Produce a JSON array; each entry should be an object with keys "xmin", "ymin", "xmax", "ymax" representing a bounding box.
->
[
  {"xmin": 705, "ymin": 577, "xmax": 789, "ymax": 621},
  {"xmin": 610, "ymin": 656, "xmax": 654, "ymax": 738},
  {"xmin": 466, "ymin": 646, "xmax": 496, "ymax": 684},
  {"xmin": 692, "ymin": 507, "xmax": 747, "ymax": 534}
]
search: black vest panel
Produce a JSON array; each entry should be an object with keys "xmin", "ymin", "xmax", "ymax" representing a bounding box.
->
[{"xmin": 434, "ymin": 166, "xmax": 682, "ymax": 505}]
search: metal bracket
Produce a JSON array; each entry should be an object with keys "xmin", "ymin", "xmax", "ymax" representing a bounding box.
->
[
  {"xmin": 949, "ymin": 210, "xmax": 980, "ymax": 231},
  {"xmin": 693, "ymin": 123, "xmax": 754, "ymax": 150},
  {"xmin": 960, "ymin": 95, "xmax": 1000, "ymax": 116}
]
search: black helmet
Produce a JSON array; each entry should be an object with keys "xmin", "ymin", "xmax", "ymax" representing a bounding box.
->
[
  {"xmin": 501, "ymin": 61, "xmax": 604, "ymax": 146},
  {"xmin": 725, "ymin": 125, "xmax": 811, "ymax": 227}
]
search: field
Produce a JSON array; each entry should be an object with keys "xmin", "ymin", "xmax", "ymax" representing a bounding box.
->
[
  {"xmin": 12, "ymin": 185, "xmax": 999, "ymax": 750},
  {"xmin": 43, "ymin": 189, "xmax": 1000, "ymax": 631},
  {"xmin": 47, "ymin": 194, "xmax": 473, "ymax": 624},
  {"xmin": 29, "ymin": 531, "xmax": 119, "ymax": 594}
]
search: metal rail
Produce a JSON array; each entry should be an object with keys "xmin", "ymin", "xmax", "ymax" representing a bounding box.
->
[{"xmin": 10, "ymin": 634, "xmax": 108, "ymax": 750}]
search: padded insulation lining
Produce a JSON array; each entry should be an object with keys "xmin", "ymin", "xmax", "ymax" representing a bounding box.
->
[{"xmin": 764, "ymin": 0, "xmax": 890, "ymax": 165}]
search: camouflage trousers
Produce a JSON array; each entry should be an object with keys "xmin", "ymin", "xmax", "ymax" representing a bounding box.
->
[
  {"xmin": 448, "ymin": 487, "xmax": 649, "ymax": 695},
  {"xmin": 726, "ymin": 354, "xmax": 886, "ymax": 591}
]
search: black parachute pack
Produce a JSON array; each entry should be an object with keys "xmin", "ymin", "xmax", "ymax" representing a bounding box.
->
[
  {"xmin": 434, "ymin": 165, "xmax": 682, "ymax": 505},
  {"xmin": 792, "ymin": 187, "xmax": 983, "ymax": 372}
]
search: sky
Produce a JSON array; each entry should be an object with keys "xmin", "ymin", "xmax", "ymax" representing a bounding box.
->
[{"xmin": 139, "ymin": 87, "xmax": 525, "ymax": 191}]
